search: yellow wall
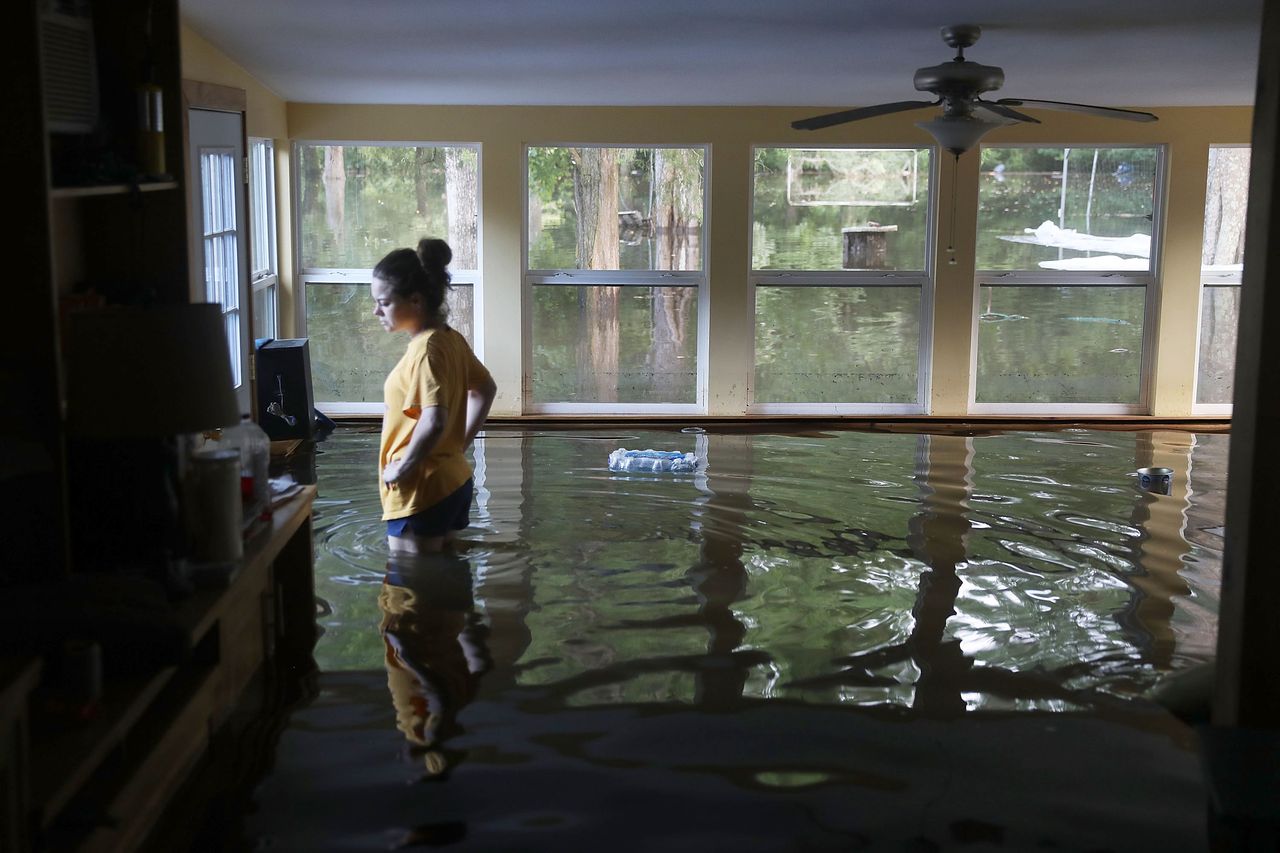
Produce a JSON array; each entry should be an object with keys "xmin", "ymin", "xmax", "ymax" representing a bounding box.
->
[
  {"xmin": 181, "ymin": 25, "xmax": 295, "ymax": 349},
  {"xmin": 180, "ymin": 25, "xmax": 286, "ymax": 139},
  {"xmin": 178, "ymin": 30, "xmax": 1252, "ymax": 418},
  {"xmin": 286, "ymin": 104, "xmax": 1251, "ymax": 416}
]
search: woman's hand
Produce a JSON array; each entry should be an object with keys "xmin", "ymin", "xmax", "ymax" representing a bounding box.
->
[{"xmin": 383, "ymin": 458, "xmax": 408, "ymax": 485}]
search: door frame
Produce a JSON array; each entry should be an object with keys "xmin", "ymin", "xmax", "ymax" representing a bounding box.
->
[{"xmin": 182, "ymin": 80, "xmax": 256, "ymax": 416}]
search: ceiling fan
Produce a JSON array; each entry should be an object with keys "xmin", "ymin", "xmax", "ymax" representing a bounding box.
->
[{"xmin": 792, "ymin": 25, "xmax": 1158, "ymax": 156}]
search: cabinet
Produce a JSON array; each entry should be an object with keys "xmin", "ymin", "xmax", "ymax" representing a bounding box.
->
[
  {"xmin": 9, "ymin": 0, "xmax": 191, "ymax": 581},
  {"xmin": 22, "ymin": 486, "xmax": 317, "ymax": 851},
  {"xmin": 3, "ymin": 4, "xmax": 317, "ymax": 850}
]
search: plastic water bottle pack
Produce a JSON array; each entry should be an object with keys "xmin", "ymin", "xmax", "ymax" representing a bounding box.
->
[{"xmin": 608, "ymin": 448, "xmax": 700, "ymax": 474}]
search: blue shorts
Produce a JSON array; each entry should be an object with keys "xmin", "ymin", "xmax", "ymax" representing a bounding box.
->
[{"xmin": 386, "ymin": 479, "xmax": 473, "ymax": 539}]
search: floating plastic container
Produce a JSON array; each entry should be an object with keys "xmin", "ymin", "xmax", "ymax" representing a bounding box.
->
[{"xmin": 608, "ymin": 448, "xmax": 700, "ymax": 473}]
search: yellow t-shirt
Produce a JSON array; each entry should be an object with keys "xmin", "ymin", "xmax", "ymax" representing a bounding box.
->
[{"xmin": 379, "ymin": 326, "xmax": 491, "ymax": 520}]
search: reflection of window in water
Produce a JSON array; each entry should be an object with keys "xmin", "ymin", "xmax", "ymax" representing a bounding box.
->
[
  {"xmin": 786, "ymin": 149, "xmax": 924, "ymax": 207},
  {"xmin": 379, "ymin": 556, "xmax": 490, "ymax": 780}
]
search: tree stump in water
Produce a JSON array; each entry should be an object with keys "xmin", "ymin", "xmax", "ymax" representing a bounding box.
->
[{"xmin": 842, "ymin": 225, "xmax": 898, "ymax": 269}]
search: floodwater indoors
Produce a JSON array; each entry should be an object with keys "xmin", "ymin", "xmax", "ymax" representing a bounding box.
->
[{"xmin": 244, "ymin": 426, "xmax": 1227, "ymax": 851}]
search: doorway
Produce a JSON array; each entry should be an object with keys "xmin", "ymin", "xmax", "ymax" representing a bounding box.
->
[{"xmin": 187, "ymin": 101, "xmax": 251, "ymax": 414}]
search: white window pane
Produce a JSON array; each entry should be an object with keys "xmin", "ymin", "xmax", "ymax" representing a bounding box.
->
[
  {"xmin": 201, "ymin": 154, "xmax": 214, "ymax": 236},
  {"xmin": 203, "ymin": 237, "xmax": 219, "ymax": 304},
  {"xmin": 528, "ymin": 147, "xmax": 705, "ymax": 271},
  {"xmin": 225, "ymin": 310, "xmax": 241, "ymax": 388},
  {"xmin": 200, "ymin": 147, "xmax": 242, "ymax": 384},
  {"xmin": 754, "ymin": 286, "xmax": 920, "ymax": 404},
  {"xmin": 297, "ymin": 144, "xmax": 479, "ymax": 270},
  {"xmin": 976, "ymin": 286, "xmax": 1145, "ymax": 404},
  {"xmin": 1197, "ymin": 284, "xmax": 1240, "ymax": 404},
  {"xmin": 306, "ymin": 282, "xmax": 475, "ymax": 403},
  {"xmin": 250, "ymin": 139, "xmax": 276, "ymax": 279},
  {"xmin": 253, "ymin": 282, "xmax": 278, "ymax": 340},
  {"xmin": 531, "ymin": 284, "xmax": 698, "ymax": 404},
  {"xmin": 443, "ymin": 284, "xmax": 473, "ymax": 345},
  {"xmin": 976, "ymin": 147, "xmax": 1158, "ymax": 273},
  {"xmin": 221, "ymin": 235, "xmax": 239, "ymax": 310},
  {"xmin": 752, "ymin": 148, "xmax": 931, "ymax": 271}
]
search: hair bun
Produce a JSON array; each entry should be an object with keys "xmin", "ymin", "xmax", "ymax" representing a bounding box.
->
[{"xmin": 417, "ymin": 237, "xmax": 453, "ymax": 271}]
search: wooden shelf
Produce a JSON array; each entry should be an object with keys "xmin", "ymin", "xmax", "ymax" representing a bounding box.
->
[
  {"xmin": 1, "ymin": 657, "xmax": 42, "ymax": 853},
  {"xmin": 26, "ymin": 486, "xmax": 317, "ymax": 846},
  {"xmin": 0, "ymin": 658, "xmax": 41, "ymax": 719},
  {"xmin": 50, "ymin": 182, "xmax": 179, "ymax": 200},
  {"xmin": 66, "ymin": 665, "xmax": 222, "ymax": 853},
  {"xmin": 172, "ymin": 486, "xmax": 316, "ymax": 644},
  {"xmin": 29, "ymin": 667, "xmax": 179, "ymax": 828}
]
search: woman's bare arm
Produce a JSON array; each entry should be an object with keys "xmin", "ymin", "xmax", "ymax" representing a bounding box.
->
[{"xmin": 463, "ymin": 375, "xmax": 497, "ymax": 447}]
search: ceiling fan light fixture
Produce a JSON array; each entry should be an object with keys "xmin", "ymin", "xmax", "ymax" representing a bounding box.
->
[
  {"xmin": 915, "ymin": 113, "xmax": 1005, "ymax": 157},
  {"xmin": 791, "ymin": 26, "xmax": 1156, "ymax": 144}
]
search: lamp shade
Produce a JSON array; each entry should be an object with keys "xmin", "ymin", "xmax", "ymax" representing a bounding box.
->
[
  {"xmin": 915, "ymin": 114, "xmax": 1006, "ymax": 157},
  {"xmin": 65, "ymin": 304, "xmax": 241, "ymax": 438}
]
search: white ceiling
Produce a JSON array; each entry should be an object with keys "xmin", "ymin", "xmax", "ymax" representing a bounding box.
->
[{"xmin": 180, "ymin": 0, "xmax": 1263, "ymax": 108}]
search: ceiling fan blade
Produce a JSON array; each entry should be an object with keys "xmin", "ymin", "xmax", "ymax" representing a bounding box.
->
[
  {"xmin": 974, "ymin": 101, "xmax": 1041, "ymax": 124},
  {"xmin": 792, "ymin": 100, "xmax": 937, "ymax": 131},
  {"xmin": 995, "ymin": 99, "xmax": 1158, "ymax": 122}
]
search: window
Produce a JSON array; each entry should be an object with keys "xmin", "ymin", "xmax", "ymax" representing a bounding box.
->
[
  {"xmin": 750, "ymin": 147, "xmax": 932, "ymax": 411},
  {"xmin": 973, "ymin": 146, "xmax": 1162, "ymax": 410},
  {"xmin": 1195, "ymin": 145, "xmax": 1249, "ymax": 411},
  {"xmin": 526, "ymin": 146, "xmax": 706, "ymax": 411},
  {"xmin": 296, "ymin": 142, "xmax": 480, "ymax": 412},
  {"xmin": 249, "ymin": 138, "xmax": 278, "ymax": 340},
  {"xmin": 200, "ymin": 148, "xmax": 242, "ymax": 387}
]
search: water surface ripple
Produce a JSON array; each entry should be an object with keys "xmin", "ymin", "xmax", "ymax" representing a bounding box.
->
[
  {"xmin": 305, "ymin": 427, "xmax": 1224, "ymax": 712},
  {"xmin": 245, "ymin": 426, "xmax": 1224, "ymax": 851}
]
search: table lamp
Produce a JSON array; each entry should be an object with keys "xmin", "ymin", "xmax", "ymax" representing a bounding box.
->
[{"xmin": 64, "ymin": 303, "xmax": 241, "ymax": 585}]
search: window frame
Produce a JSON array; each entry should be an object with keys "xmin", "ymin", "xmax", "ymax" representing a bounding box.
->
[
  {"xmin": 968, "ymin": 143, "xmax": 1166, "ymax": 415},
  {"xmin": 522, "ymin": 142, "xmax": 710, "ymax": 415},
  {"xmin": 1192, "ymin": 143, "xmax": 1249, "ymax": 416},
  {"xmin": 292, "ymin": 139, "xmax": 483, "ymax": 416},
  {"xmin": 747, "ymin": 145, "xmax": 936, "ymax": 415},
  {"xmin": 248, "ymin": 137, "xmax": 278, "ymax": 340}
]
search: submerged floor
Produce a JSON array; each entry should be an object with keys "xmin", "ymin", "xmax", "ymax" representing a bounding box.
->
[{"xmin": 239, "ymin": 426, "xmax": 1227, "ymax": 850}]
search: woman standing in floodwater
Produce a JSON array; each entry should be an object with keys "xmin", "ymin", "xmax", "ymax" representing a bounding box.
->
[{"xmin": 372, "ymin": 238, "xmax": 497, "ymax": 554}]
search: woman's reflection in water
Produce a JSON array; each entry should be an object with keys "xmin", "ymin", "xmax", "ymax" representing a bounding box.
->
[{"xmin": 379, "ymin": 553, "xmax": 490, "ymax": 781}]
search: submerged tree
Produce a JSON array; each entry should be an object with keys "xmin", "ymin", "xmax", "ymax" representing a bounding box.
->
[
  {"xmin": 323, "ymin": 145, "xmax": 346, "ymax": 243},
  {"xmin": 1202, "ymin": 147, "xmax": 1250, "ymax": 266},
  {"xmin": 649, "ymin": 149, "xmax": 703, "ymax": 401},
  {"xmin": 1198, "ymin": 147, "xmax": 1251, "ymax": 401},
  {"xmin": 444, "ymin": 148, "xmax": 478, "ymax": 342},
  {"xmin": 570, "ymin": 148, "xmax": 621, "ymax": 401}
]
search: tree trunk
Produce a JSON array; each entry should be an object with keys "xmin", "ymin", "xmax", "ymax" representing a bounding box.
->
[
  {"xmin": 414, "ymin": 147, "xmax": 431, "ymax": 217},
  {"xmin": 1203, "ymin": 147, "xmax": 1251, "ymax": 265},
  {"xmin": 322, "ymin": 146, "xmax": 346, "ymax": 242},
  {"xmin": 579, "ymin": 287, "xmax": 620, "ymax": 401},
  {"xmin": 570, "ymin": 148, "xmax": 620, "ymax": 269},
  {"xmin": 648, "ymin": 287, "xmax": 694, "ymax": 401},
  {"xmin": 648, "ymin": 149, "xmax": 701, "ymax": 400},
  {"xmin": 570, "ymin": 148, "xmax": 620, "ymax": 400},
  {"xmin": 445, "ymin": 148, "xmax": 478, "ymax": 269},
  {"xmin": 652, "ymin": 148, "xmax": 701, "ymax": 271},
  {"xmin": 433, "ymin": 149, "xmax": 477, "ymax": 343}
]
